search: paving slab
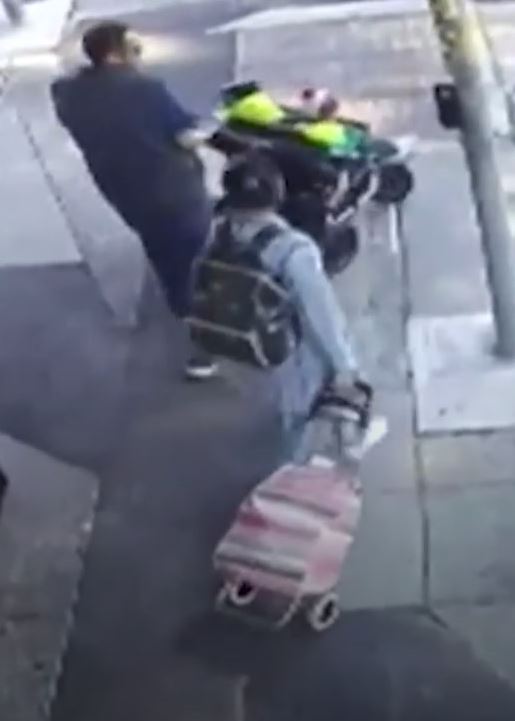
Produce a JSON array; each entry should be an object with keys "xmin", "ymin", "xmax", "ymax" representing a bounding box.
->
[
  {"xmin": 409, "ymin": 313, "xmax": 515, "ymax": 433},
  {"xmin": 438, "ymin": 602, "xmax": 515, "ymax": 689},
  {"xmin": 339, "ymin": 488, "xmax": 423, "ymax": 610},
  {"xmin": 427, "ymin": 483, "xmax": 515, "ymax": 605},
  {"xmin": 421, "ymin": 429, "xmax": 515, "ymax": 488},
  {"xmin": 0, "ymin": 433, "xmax": 98, "ymax": 721},
  {"xmin": 0, "ymin": 99, "xmax": 81, "ymax": 267},
  {"xmin": 360, "ymin": 388, "xmax": 417, "ymax": 492},
  {"xmin": 403, "ymin": 142, "xmax": 490, "ymax": 317},
  {"xmin": 335, "ymin": 205, "xmax": 407, "ymax": 390}
]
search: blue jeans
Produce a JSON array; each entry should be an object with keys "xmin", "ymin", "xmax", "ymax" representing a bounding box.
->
[
  {"xmin": 139, "ymin": 205, "xmax": 211, "ymax": 318},
  {"xmin": 264, "ymin": 340, "xmax": 332, "ymax": 464}
]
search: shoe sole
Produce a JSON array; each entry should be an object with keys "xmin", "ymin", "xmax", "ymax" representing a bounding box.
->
[{"xmin": 184, "ymin": 366, "xmax": 219, "ymax": 381}]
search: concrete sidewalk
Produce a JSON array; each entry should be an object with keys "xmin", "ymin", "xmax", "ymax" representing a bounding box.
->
[
  {"xmin": 1, "ymin": 2, "xmax": 515, "ymax": 720},
  {"xmin": 0, "ymin": 0, "xmax": 73, "ymax": 62}
]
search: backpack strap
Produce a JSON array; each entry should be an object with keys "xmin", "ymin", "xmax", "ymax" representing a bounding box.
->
[
  {"xmin": 251, "ymin": 223, "xmax": 284, "ymax": 253},
  {"xmin": 251, "ymin": 223, "xmax": 310, "ymax": 280},
  {"xmin": 214, "ymin": 217, "xmax": 298, "ymax": 269},
  {"xmin": 215, "ymin": 218, "xmax": 283, "ymax": 253},
  {"xmin": 213, "ymin": 217, "xmax": 233, "ymax": 245}
]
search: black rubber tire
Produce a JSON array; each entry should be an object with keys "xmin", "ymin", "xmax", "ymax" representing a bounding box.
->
[
  {"xmin": 228, "ymin": 580, "xmax": 258, "ymax": 607},
  {"xmin": 322, "ymin": 223, "xmax": 359, "ymax": 277},
  {"xmin": 306, "ymin": 593, "xmax": 341, "ymax": 632},
  {"xmin": 373, "ymin": 163, "xmax": 414, "ymax": 205}
]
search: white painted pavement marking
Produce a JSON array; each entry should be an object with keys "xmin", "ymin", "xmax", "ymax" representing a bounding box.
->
[
  {"xmin": 208, "ymin": 0, "xmax": 428, "ymax": 35},
  {"xmin": 387, "ymin": 204, "xmax": 400, "ymax": 256}
]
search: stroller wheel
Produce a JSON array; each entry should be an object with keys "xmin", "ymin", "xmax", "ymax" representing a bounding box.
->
[
  {"xmin": 306, "ymin": 593, "xmax": 341, "ymax": 632},
  {"xmin": 323, "ymin": 222, "xmax": 359, "ymax": 277},
  {"xmin": 373, "ymin": 163, "xmax": 414, "ymax": 204},
  {"xmin": 228, "ymin": 580, "xmax": 258, "ymax": 607}
]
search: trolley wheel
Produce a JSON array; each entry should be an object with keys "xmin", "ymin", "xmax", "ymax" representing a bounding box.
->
[
  {"xmin": 373, "ymin": 164, "xmax": 414, "ymax": 205},
  {"xmin": 216, "ymin": 581, "xmax": 258, "ymax": 609},
  {"xmin": 305, "ymin": 593, "xmax": 341, "ymax": 632},
  {"xmin": 228, "ymin": 580, "xmax": 258, "ymax": 607}
]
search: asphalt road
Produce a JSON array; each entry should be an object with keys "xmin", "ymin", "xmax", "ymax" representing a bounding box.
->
[{"xmin": 50, "ymin": 3, "xmax": 515, "ymax": 720}]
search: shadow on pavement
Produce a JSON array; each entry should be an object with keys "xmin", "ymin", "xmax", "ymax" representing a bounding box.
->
[
  {"xmin": 50, "ymin": 317, "xmax": 284, "ymax": 720},
  {"xmin": 181, "ymin": 607, "xmax": 515, "ymax": 721},
  {"xmin": 0, "ymin": 265, "xmax": 132, "ymax": 469}
]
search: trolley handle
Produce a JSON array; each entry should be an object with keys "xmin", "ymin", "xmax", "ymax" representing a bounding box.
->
[
  {"xmin": 342, "ymin": 381, "xmax": 373, "ymax": 429},
  {"xmin": 312, "ymin": 380, "xmax": 373, "ymax": 430}
]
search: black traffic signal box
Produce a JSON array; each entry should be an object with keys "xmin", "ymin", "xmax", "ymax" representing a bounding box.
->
[{"xmin": 433, "ymin": 82, "xmax": 462, "ymax": 129}]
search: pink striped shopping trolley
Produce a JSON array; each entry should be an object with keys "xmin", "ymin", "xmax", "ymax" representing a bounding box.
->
[{"xmin": 214, "ymin": 384, "xmax": 387, "ymax": 631}]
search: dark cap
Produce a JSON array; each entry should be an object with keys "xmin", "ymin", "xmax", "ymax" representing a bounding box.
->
[{"xmin": 222, "ymin": 152, "xmax": 285, "ymax": 210}]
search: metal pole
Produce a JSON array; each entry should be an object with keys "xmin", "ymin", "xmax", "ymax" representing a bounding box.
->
[
  {"xmin": 428, "ymin": 0, "xmax": 515, "ymax": 358},
  {"xmin": 1, "ymin": 0, "xmax": 24, "ymax": 26}
]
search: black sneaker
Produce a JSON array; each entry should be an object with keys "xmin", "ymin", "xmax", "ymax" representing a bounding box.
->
[{"xmin": 184, "ymin": 354, "xmax": 219, "ymax": 381}]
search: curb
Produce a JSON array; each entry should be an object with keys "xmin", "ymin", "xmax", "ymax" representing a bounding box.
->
[{"xmin": 208, "ymin": 0, "xmax": 428, "ymax": 34}]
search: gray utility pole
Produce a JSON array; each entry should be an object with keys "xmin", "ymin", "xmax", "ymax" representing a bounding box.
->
[
  {"xmin": 1, "ymin": 0, "xmax": 24, "ymax": 25},
  {"xmin": 429, "ymin": 0, "xmax": 515, "ymax": 359}
]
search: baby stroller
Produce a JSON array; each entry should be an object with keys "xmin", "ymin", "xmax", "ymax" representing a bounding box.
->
[
  {"xmin": 215, "ymin": 81, "xmax": 415, "ymax": 207},
  {"xmin": 214, "ymin": 383, "xmax": 387, "ymax": 632},
  {"xmin": 209, "ymin": 82, "xmax": 415, "ymax": 275}
]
